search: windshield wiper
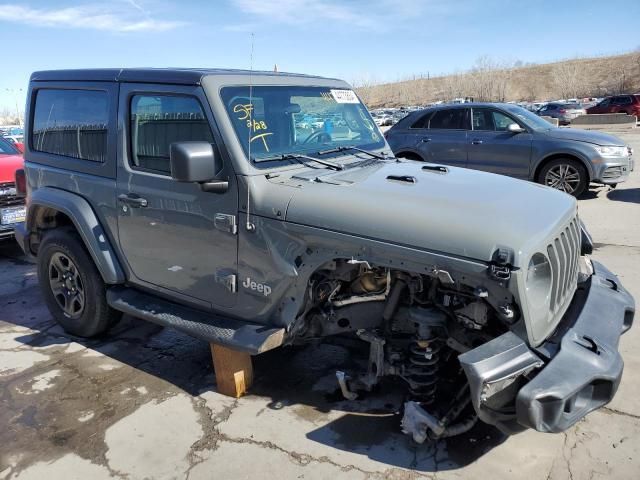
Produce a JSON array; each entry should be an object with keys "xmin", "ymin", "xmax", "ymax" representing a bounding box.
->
[
  {"xmin": 317, "ymin": 145, "xmax": 387, "ymax": 160},
  {"xmin": 254, "ymin": 153, "xmax": 344, "ymax": 170}
]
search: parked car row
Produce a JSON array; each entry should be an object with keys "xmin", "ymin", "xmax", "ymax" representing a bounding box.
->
[
  {"xmin": 535, "ymin": 102, "xmax": 587, "ymax": 125},
  {"xmin": 384, "ymin": 102, "xmax": 634, "ymax": 197},
  {"xmin": 0, "ymin": 125, "xmax": 24, "ymax": 152}
]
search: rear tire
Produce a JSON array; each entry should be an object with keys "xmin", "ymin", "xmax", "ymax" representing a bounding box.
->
[
  {"xmin": 537, "ymin": 158, "xmax": 588, "ymax": 197},
  {"xmin": 38, "ymin": 227, "xmax": 121, "ymax": 337}
]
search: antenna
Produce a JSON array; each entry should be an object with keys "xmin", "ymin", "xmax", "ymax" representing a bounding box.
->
[{"xmin": 245, "ymin": 32, "xmax": 256, "ymax": 232}]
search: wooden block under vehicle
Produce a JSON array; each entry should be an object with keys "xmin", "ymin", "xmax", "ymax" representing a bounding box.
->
[{"xmin": 210, "ymin": 343, "xmax": 253, "ymax": 398}]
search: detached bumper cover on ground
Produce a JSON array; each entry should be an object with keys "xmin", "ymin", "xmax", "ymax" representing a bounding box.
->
[{"xmin": 460, "ymin": 260, "xmax": 635, "ymax": 435}]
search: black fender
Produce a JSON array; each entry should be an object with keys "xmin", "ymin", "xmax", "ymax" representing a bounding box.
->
[{"xmin": 26, "ymin": 187, "xmax": 125, "ymax": 284}]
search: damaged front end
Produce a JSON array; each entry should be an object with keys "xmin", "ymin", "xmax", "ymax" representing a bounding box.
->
[
  {"xmin": 289, "ymin": 247, "xmax": 635, "ymax": 443},
  {"xmin": 289, "ymin": 257, "xmax": 523, "ymax": 443}
]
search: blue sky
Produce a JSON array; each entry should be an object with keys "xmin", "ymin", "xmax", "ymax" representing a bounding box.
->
[{"xmin": 1, "ymin": 0, "xmax": 639, "ymax": 111}]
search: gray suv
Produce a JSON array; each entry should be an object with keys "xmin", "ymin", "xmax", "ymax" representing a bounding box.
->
[
  {"xmin": 14, "ymin": 69, "xmax": 635, "ymax": 445},
  {"xmin": 385, "ymin": 103, "xmax": 634, "ymax": 196}
]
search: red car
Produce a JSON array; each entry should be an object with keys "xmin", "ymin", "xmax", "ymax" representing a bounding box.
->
[
  {"xmin": 586, "ymin": 94, "xmax": 640, "ymax": 117},
  {"xmin": 0, "ymin": 137, "xmax": 25, "ymax": 240}
]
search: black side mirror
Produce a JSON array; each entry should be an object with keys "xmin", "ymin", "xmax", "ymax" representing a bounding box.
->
[{"xmin": 170, "ymin": 142, "xmax": 228, "ymax": 193}]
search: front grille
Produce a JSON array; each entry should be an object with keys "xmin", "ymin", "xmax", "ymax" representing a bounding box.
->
[
  {"xmin": 0, "ymin": 182, "xmax": 23, "ymax": 208},
  {"xmin": 602, "ymin": 166, "xmax": 624, "ymax": 180},
  {"xmin": 547, "ymin": 217, "xmax": 580, "ymax": 315}
]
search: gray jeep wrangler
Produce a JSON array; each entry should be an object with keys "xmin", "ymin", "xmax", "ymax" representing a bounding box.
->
[{"xmin": 15, "ymin": 68, "xmax": 635, "ymax": 443}]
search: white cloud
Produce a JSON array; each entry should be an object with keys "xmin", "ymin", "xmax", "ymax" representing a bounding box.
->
[
  {"xmin": 0, "ymin": 3, "xmax": 186, "ymax": 33},
  {"xmin": 231, "ymin": 0, "xmax": 447, "ymax": 29}
]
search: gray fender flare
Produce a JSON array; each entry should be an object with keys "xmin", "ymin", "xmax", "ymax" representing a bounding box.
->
[{"xmin": 27, "ymin": 187, "xmax": 125, "ymax": 284}]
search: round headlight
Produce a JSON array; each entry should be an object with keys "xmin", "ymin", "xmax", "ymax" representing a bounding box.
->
[{"xmin": 526, "ymin": 253, "xmax": 552, "ymax": 306}]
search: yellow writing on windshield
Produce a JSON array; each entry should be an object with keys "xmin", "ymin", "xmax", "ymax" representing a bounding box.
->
[
  {"xmin": 233, "ymin": 103, "xmax": 273, "ymax": 152},
  {"xmin": 233, "ymin": 103, "xmax": 253, "ymax": 120}
]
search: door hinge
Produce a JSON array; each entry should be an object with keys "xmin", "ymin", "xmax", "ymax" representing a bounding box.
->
[
  {"xmin": 215, "ymin": 271, "xmax": 237, "ymax": 293},
  {"xmin": 214, "ymin": 213, "xmax": 237, "ymax": 235}
]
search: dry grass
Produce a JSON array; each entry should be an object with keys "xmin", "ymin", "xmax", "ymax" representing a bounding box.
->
[{"xmin": 357, "ymin": 52, "xmax": 640, "ymax": 108}]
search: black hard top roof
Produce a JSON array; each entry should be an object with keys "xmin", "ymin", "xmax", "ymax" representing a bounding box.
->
[{"xmin": 30, "ymin": 68, "xmax": 339, "ymax": 85}]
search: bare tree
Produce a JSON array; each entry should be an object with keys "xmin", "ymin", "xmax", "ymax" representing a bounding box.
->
[{"xmin": 551, "ymin": 62, "xmax": 590, "ymax": 99}]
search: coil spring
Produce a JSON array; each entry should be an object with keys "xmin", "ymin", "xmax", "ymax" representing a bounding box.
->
[{"xmin": 407, "ymin": 339, "xmax": 442, "ymax": 404}]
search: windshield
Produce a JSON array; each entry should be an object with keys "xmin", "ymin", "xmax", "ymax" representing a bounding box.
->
[
  {"xmin": 0, "ymin": 137, "xmax": 19, "ymax": 155},
  {"xmin": 503, "ymin": 104, "xmax": 555, "ymax": 130},
  {"xmin": 220, "ymin": 86, "xmax": 384, "ymax": 162}
]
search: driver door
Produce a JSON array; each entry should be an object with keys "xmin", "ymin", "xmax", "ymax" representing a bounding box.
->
[{"xmin": 116, "ymin": 83, "xmax": 239, "ymax": 308}]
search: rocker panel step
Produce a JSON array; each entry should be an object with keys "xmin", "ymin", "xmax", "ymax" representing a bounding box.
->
[{"xmin": 106, "ymin": 287, "xmax": 285, "ymax": 354}]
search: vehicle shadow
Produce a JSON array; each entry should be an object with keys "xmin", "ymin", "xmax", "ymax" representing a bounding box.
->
[
  {"xmin": 1, "ymin": 244, "xmax": 507, "ymax": 472},
  {"xmin": 607, "ymin": 188, "xmax": 640, "ymax": 204},
  {"xmin": 250, "ymin": 344, "xmax": 508, "ymax": 472}
]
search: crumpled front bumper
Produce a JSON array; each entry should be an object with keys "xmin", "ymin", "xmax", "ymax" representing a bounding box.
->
[{"xmin": 459, "ymin": 260, "xmax": 635, "ymax": 434}]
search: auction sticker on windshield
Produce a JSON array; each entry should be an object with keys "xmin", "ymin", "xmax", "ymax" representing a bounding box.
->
[{"xmin": 330, "ymin": 89, "xmax": 360, "ymax": 104}]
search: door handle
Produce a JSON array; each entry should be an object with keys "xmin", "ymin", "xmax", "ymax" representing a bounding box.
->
[
  {"xmin": 420, "ymin": 137, "xmax": 431, "ymax": 143},
  {"xmin": 471, "ymin": 139, "xmax": 483, "ymax": 145},
  {"xmin": 118, "ymin": 193, "xmax": 148, "ymax": 208}
]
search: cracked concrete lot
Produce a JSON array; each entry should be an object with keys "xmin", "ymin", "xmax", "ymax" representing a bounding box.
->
[{"xmin": 1, "ymin": 130, "xmax": 639, "ymax": 479}]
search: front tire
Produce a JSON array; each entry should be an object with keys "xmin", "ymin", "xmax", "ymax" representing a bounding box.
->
[
  {"xmin": 38, "ymin": 228, "xmax": 121, "ymax": 337},
  {"xmin": 537, "ymin": 158, "xmax": 587, "ymax": 197},
  {"xmin": 396, "ymin": 152, "xmax": 424, "ymax": 162}
]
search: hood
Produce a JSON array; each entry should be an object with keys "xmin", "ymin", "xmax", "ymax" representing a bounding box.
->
[
  {"xmin": 284, "ymin": 161, "xmax": 577, "ymax": 265},
  {"xmin": 543, "ymin": 128, "xmax": 624, "ymax": 146},
  {"xmin": 0, "ymin": 154, "xmax": 23, "ymax": 184}
]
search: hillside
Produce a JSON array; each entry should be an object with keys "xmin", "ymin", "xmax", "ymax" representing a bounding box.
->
[{"xmin": 356, "ymin": 52, "xmax": 640, "ymax": 108}]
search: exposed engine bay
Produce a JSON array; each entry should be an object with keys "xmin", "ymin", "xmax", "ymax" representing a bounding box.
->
[{"xmin": 290, "ymin": 259, "xmax": 525, "ymax": 443}]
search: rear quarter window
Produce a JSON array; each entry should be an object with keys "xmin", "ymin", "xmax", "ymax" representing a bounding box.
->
[{"xmin": 31, "ymin": 89, "xmax": 109, "ymax": 162}]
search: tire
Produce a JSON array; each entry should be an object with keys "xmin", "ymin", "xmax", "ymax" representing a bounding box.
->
[
  {"xmin": 537, "ymin": 158, "xmax": 588, "ymax": 197},
  {"xmin": 396, "ymin": 152, "xmax": 423, "ymax": 161},
  {"xmin": 37, "ymin": 227, "xmax": 121, "ymax": 337}
]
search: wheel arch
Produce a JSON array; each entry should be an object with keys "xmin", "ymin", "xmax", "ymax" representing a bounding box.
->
[
  {"xmin": 26, "ymin": 187, "xmax": 125, "ymax": 284},
  {"xmin": 532, "ymin": 153, "xmax": 593, "ymax": 183},
  {"xmin": 394, "ymin": 149, "xmax": 424, "ymax": 161}
]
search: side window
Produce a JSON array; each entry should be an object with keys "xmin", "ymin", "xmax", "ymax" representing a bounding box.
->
[
  {"xmin": 492, "ymin": 111, "xmax": 515, "ymax": 131},
  {"xmin": 32, "ymin": 89, "xmax": 109, "ymax": 162},
  {"xmin": 472, "ymin": 109, "xmax": 493, "ymax": 130},
  {"xmin": 410, "ymin": 112, "xmax": 433, "ymax": 129},
  {"xmin": 619, "ymin": 96, "xmax": 632, "ymax": 105},
  {"xmin": 599, "ymin": 98, "xmax": 610, "ymax": 107},
  {"xmin": 429, "ymin": 109, "xmax": 467, "ymax": 130},
  {"xmin": 130, "ymin": 95, "xmax": 214, "ymax": 174}
]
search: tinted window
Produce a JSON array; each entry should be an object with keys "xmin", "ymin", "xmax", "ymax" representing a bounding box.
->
[
  {"xmin": 130, "ymin": 95, "xmax": 214, "ymax": 174},
  {"xmin": 492, "ymin": 111, "xmax": 515, "ymax": 131},
  {"xmin": 32, "ymin": 89, "xmax": 109, "ymax": 162},
  {"xmin": 0, "ymin": 137, "xmax": 19, "ymax": 154},
  {"xmin": 429, "ymin": 109, "xmax": 468, "ymax": 129},
  {"xmin": 472, "ymin": 109, "xmax": 492, "ymax": 130},
  {"xmin": 616, "ymin": 96, "xmax": 632, "ymax": 105},
  {"xmin": 410, "ymin": 111, "xmax": 433, "ymax": 129},
  {"xmin": 472, "ymin": 109, "xmax": 517, "ymax": 131}
]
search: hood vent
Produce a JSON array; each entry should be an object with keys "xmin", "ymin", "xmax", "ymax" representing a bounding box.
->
[
  {"xmin": 422, "ymin": 165, "xmax": 449, "ymax": 174},
  {"xmin": 386, "ymin": 175, "xmax": 417, "ymax": 184}
]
